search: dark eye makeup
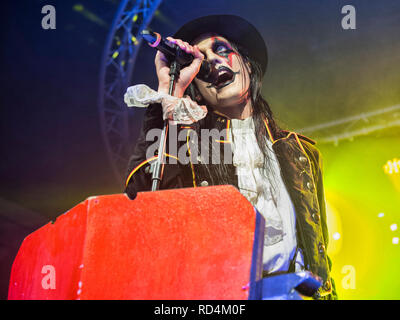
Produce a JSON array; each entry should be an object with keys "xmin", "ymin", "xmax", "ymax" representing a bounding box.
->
[
  {"xmin": 212, "ymin": 40, "xmax": 233, "ymax": 55},
  {"xmin": 197, "ymin": 39, "xmax": 234, "ymax": 58}
]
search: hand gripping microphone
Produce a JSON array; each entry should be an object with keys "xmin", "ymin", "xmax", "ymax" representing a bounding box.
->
[{"xmin": 141, "ymin": 29, "xmax": 216, "ymax": 83}]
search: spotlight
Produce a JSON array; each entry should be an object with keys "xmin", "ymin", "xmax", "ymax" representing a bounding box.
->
[
  {"xmin": 333, "ymin": 232, "xmax": 341, "ymax": 240},
  {"xmin": 384, "ymin": 158, "xmax": 400, "ymax": 175}
]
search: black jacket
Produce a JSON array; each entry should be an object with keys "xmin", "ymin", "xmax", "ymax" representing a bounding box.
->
[{"xmin": 125, "ymin": 103, "xmax": 338, "ymax": 299}]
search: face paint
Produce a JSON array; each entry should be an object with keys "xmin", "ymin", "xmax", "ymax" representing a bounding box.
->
[
  {"xmin": 192, "ymin": 34, "xmax": 251, "ymax": 109},
  {"xmin": 210, "ymin": 37, "xmax": 238, "ymax": 68},
  {"xmin": 206, "ymin": 67, "xmax": 239, "ymax": 90},
  {"xmin": 203, "ymin": 37, "xmax": 241, "ymax": 90}
]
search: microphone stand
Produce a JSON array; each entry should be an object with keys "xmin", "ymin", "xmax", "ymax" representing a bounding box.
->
[{"xmin": 150, "ymin": 57, "xmax": 181, "ymax": 191}]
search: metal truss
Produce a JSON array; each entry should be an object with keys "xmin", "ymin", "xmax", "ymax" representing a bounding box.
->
[
  {"xmin": 297, "ymin": 104, "xmax": 400, "ymax": 145},
  {"xmin": 99, "ymin": 0, "xmax": 163, "ymax": 183}
]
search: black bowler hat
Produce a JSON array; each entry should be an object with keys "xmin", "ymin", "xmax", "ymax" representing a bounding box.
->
[{"xmin": 173, "ymin": 14, "xmax": 268, "ymax": 75}]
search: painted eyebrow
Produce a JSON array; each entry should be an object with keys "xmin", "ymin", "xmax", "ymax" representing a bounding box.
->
[
  {"xmin": 212, "ymin": 39, "xmax": 233, "ymax": 51},
  {"xmin": 198, "ymin": 39, "xmax": 233, "ymax": 56}
]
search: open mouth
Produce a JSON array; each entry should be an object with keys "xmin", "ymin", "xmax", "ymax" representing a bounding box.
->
[{"xmin": 209, "ymin": 66, "xmax": 237, "ymax": 89}]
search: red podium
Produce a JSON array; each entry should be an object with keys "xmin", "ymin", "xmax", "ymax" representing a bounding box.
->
[{"xmin": 8, "ymin": 185, "xmax": 264, "ymax": 300}]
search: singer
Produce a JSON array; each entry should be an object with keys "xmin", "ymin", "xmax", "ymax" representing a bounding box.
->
[{"xmin": 124, "ymin": 15, "xmax": 337, "ymax": 300}]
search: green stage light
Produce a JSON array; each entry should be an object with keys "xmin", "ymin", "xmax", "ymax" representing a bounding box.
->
[{"xmin": 319, "ymin": 130, "xmax": 400, "ymax": 299}]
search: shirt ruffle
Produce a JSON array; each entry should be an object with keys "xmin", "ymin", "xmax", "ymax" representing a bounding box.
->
[
  {"xmin": 124, "ymin": 84, "xmax": 207, "ymax": 124},
  {"xmin": 230, "ymin": 117, "xmax": 303, "ymax": 273}
]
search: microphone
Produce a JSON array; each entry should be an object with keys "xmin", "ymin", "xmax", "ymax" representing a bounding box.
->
[{"xmin": 141, "ymin": 29, "xmax": 216, "ymax": 83}]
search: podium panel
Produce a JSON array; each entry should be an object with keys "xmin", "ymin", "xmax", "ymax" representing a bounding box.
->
[{"xmin": 8, "ymin": 185, "xmax": 264, "ymax": 300}]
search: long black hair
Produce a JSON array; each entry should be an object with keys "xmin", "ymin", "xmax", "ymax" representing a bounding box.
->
[{"xmin": 184, "ymin": 38, "xmax": 285, "ymax": 192}]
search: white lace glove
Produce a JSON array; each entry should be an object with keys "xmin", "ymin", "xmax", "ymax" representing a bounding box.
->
[{"xmin": 124, "ymin": 84, "xmax": 207, "ymax": 125}]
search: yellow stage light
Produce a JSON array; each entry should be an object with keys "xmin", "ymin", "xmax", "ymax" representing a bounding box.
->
[{"xmin": 384, "ymin": 158, "xmax": 400, "ymax": 175}]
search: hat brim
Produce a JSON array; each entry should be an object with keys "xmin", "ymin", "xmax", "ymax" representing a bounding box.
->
[{"xmin": 173, "ymin": 15, "xmax": 268, "ymax": 75}]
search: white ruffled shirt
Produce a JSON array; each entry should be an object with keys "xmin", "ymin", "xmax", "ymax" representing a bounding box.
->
[
  {"xmin": 124, "ymin": 84, "xmax": 207, "ymax": 124},
  {"xmin": 229, "ymin": 117, "xmax": 304, "ymax": 273}
]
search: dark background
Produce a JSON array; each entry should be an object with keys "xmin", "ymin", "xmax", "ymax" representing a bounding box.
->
[{"xmin": 1, "ymin": 0, "xmax": 399, "ymax": 299}]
